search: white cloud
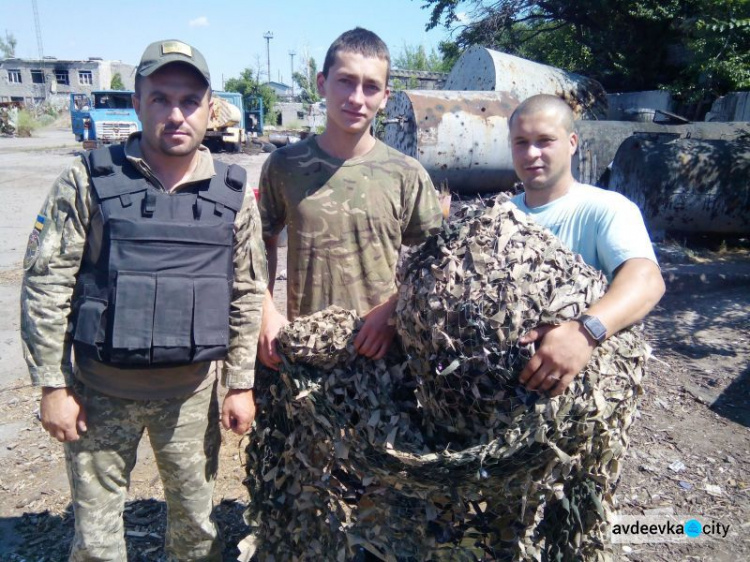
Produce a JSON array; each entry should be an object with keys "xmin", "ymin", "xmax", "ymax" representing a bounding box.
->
[{"xmin": 189, "ymin": 16, "xmax": 209, "ymax": 28}]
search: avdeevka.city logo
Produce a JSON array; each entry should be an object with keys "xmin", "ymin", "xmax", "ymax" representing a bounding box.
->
[
  {"xmin": 611, "ymin": 514, "xmax": 730, "ymax": 543},
  {"xmin": 684, "ymin": 519, "xmax": 703, "ymax": 538}
]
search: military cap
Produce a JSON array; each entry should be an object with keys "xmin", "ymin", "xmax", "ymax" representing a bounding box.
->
[{"xmin": 136, "ymin": 39, "xmax": 210, "ymax": 85}]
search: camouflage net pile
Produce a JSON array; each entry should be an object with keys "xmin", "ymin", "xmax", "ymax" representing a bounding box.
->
[{"xmin": 244, "ymin": 196, "xmax": 649, "ymax": 561}]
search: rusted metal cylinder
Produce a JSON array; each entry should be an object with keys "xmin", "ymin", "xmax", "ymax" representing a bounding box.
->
[
  {"xmin": 609, "ymin": 133, "xmax": 750, "ymax": 234},
  {"xmin": 443, "ymin": 46, "xmax": 608, "ymax": 119},
  {"xmin": 384, "ymin": 90, "xmax": 750, "ymax": 196},
  {"xmin": 574, "ymin": 121, "xmax": 750, "ymax": 186},
  {"xmin": 383, "ymin": 90, "xmax": 520, "ymax": 192}
]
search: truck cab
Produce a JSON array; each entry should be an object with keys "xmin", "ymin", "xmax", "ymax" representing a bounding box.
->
[
  {"xmin": 204, "ymin": 91, "xmax": 246, "ymax": 152},
  {"xmin": 70, "ymin": 91, "xmax": 141, "ymax": 149}
]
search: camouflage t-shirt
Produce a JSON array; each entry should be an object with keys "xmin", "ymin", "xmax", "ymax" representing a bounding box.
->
[{"xmin": 260, "ymin": 136, "xmax": 442, "ymax": 319}]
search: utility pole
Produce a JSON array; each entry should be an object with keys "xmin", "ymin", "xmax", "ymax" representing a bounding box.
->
[
  {"xmin": 289, "ymin": 50, "xmax": 296, "ymax": 97},
  {"xmin": 263, "ymin": 31, "xmax": 273, "ymax": 84},
  {"xmin": 31, "ymin": 0, "xmax": 47, "ymax": 100}
]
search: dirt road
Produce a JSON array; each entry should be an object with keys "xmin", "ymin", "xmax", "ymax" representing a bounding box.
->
[{"xmin": 0, "ymin": 126, "xmax": 748, "ymax": 561}]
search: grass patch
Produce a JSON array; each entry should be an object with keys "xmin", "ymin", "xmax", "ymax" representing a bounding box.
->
[{"xmin": 16, "ymin": 110, "xmax": 40, "ymax": 137}]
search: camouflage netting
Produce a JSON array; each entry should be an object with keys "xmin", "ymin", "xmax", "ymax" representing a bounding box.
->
[{"xmin": 243, "ymin": 196, "xmax": 649, "ymax": 561}]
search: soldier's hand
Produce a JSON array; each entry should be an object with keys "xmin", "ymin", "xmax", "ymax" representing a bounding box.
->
[
  {"xmin": 40, "ymin": 387, "xmax": 88, "ymax": 442},
  {"xmin": 222, "ymin": 389, "xmax": 256, "ymax": 435},
  {"xmin": 518, "ymin": 322, "xmax": 596, "ymax": 396},
  {"xmin": 355, "ymin": 295, "xmax": 398, "ymax": 360},
  {"xmin": 258, "ymin": 299, "xmax": 288, "ymax": 370}
]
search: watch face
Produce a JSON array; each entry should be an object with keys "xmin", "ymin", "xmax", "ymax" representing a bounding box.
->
[{"xmin": 582, "ymin": 315, "xmax": 607, "ymax": 342}]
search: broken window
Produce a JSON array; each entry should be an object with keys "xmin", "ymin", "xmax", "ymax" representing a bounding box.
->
[
  {"xmin": 30, "ymin": 70, "xmax": 45, "ymax": 84},
  {"xmin": 55, "ymin": 69, "xmax": 70, "ymax": 85},
  {"xmin": 78, "ymin": 70, "xmax": 93, "ymax": 85},
  {"xmin": 7, "ymin": 69, "xmax": 22, "ymax": 84}
]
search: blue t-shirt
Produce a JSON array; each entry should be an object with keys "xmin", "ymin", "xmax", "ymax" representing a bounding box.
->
[{"xmin": 511, "ymin": 183, "xmax": 658, "ymax": 279}]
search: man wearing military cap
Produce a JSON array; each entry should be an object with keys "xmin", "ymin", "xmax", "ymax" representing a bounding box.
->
[{"xmin": 20, "ymin": 39, "xmax": 267, "ymax": 561}]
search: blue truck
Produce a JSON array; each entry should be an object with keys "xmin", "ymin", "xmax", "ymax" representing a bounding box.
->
[
  {"xmin": 70, "ymin": 90, "xmax": 141, "ymax": 150},
  {"xmin": 70, "ymin": 90, "xmax": 245, "ymax": 152}
]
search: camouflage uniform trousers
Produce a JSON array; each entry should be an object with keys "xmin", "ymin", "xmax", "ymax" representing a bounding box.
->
[{"xmin": 64, "ymin": 380, "xmax": 222, "ymax": 562}]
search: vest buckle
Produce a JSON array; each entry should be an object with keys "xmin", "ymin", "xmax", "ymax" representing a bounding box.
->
[{"xmin": 142, "ymin": 192, "xmax": 156, "ymax": 217}]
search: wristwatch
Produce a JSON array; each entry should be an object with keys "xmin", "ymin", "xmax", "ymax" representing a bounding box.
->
[{"xmin": 578, "ymin": 314, "xmax": 607, "ymax": 344}]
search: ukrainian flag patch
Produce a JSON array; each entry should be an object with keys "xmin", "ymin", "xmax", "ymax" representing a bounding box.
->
[
  {"xmin": 34, "ymin": 214, "xmax": 46, "ymax": 231},
  {"xmin": 23, "ymin": 214, "xmax": 48, "ymax": 270}
]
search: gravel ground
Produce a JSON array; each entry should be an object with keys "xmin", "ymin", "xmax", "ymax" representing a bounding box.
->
[{"xmin": 0, "ymin": 127, "xmax": 748, "ymax": 561}]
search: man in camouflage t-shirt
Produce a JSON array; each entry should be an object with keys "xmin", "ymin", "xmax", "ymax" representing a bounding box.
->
[{"xmin": 258, "ymin": 28, "xmax": 442, "ymax": 367}]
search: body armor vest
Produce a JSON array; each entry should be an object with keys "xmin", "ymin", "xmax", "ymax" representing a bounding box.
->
[{"xmin": 72, "ymin": 144, "xmax": 246, "ymax": 367}]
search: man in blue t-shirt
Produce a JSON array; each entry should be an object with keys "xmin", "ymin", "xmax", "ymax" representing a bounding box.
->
[{"xmin": 509, "ymin": 94, "xmax": 665, "ymax": 396}]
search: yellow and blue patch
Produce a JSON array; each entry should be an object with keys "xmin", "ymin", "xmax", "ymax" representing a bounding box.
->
[
  {"xmin": 34, "ymin": 214, "xmax": 46, "ymax": 231},
  {"xmin": 23, "ymin": 214, "xmax": 48, "ymax": 270}
]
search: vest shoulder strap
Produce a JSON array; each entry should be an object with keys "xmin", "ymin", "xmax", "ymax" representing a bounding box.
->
[
  {"xmin": 86, "ymin": 145, "xmax": 150, "ymax": 201},
  {"xmin": 199, "ymin": 161, "xmax": 247, "ymax": 213}
]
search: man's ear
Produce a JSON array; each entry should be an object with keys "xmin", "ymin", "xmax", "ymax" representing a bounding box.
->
[
  {"xmin": 132, "ymin": 93, "xmax": 140, "ymax": 117},
  {"xmin": 569, "ymin": 131, "xmax": 579, "ymax": 155},
  {"xmin": 316, "ymin": 72, "xmax": 326, "ymax": 98},
  {"xmin": 378, "ymin": 86, "xmax": 390, "ymax": 110}
]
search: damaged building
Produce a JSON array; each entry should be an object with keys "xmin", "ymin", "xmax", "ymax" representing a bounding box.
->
[{"xmin": 0, "ymin": 57, "xmax": 136, "ymax": 107}]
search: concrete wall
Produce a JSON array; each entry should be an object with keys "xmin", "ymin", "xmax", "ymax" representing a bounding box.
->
[
  {"xmin": 390, "ymin": 69, "xmax": 447, "ymax": 91},
  {"xmin": 275, "ymin": 101, "xmax": 326, "ymax": 130},
  {"xmin": 0, "ymin": 58, "xmax": 136, "ymax": 106}
]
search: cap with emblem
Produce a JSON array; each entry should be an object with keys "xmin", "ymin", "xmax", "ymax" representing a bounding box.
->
[{"xmin": 136, "ymin": 39, "xmax": 210, "ymax": 86}]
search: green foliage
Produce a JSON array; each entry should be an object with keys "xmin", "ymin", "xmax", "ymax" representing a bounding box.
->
[
  {"xmin": 293, "ymin": 58, "xmax": 321, "ymax": 103},
  {"xmin": 37, "ymin": 113, "xmax": 57, "ymax": 127},
  {"xmin": 0, "ymin": 30, "xmax": 17, "ymax": 58},
  {"xmin": 225, "ymin": 68, "xmax": 278, "ymax": 118},
  {"xmin": 673, "ymin": 3, "xmax": 750, "ymax": 102},
  {"xmin": 110, "ymin": 72, "xmax": 125, "ymax": 90},
  {"xmin": 393, "ymin": 44, "xmax": 452, "ymax": 72},
  {"xmin": 437, "ymin": 40, "xmax": 463, "ymax": 70},
  {"xmin": 419, "ymin": 0, "xmax": 750, "ymax": 107},
  {"xmin": 264, "ymin": 109, "xmax": 280, "ymax": 127},
  {"xmin": 16, "ymin": 110, "xmax": 39, "ymax": 137},
  {"xmin": 390, "ymin": 76, "xmax": 421, "ymax": 91}
]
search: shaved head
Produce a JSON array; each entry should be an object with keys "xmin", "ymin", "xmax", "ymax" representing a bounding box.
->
[
  {"xmin": 508, "ymin": 94, "xmax": 578, "ymax": 203},
  {"xmin": 509, "ymin": 94, "xmax": 575, "ymax": 134}
]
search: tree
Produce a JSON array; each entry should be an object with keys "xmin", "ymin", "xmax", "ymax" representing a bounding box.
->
[
  {"xmin": 0, "ymin": 31, "xmax": 17, "ymax": 58},
  {"xmin": 437, "ymin": 40, "xmax": 463, "ymax": 72},
  {"xmin": 225, "ymin": 68, "xmax": 278, "ymax": 121},
  {"xmin": 393, "ymin": 44, "xmax": 452, "ymax": 72},
  {"xmin": 293, "ymin": 57, "xmax": 321, "ymax": 103},
  {"xmin": 674, "ymin": 10, "xmax": 750, "ymax": 104},
  {"xmin": 419, "ymin": 0, "xmax": 750, "ymax": 106},
  {"xmin": 110, "ymin": 73, "xmax": 125, "ymax": 90}
]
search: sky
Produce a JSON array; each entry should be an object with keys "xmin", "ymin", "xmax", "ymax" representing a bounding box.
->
[{"xmin": 1, "ymin": 0, "xmax": 459, "ymax": 91}]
